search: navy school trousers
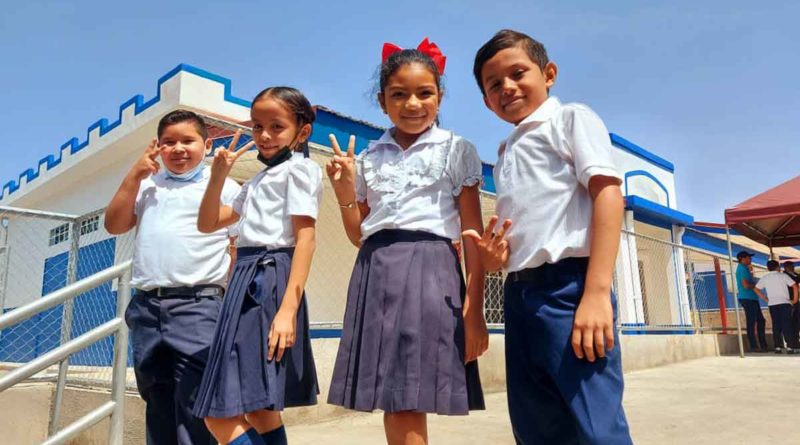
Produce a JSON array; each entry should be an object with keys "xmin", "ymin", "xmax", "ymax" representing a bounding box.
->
[
  {"xmin": 504, "ymin": 257, "xmax": 632, "ymax": 445},
  {"xmin": 125, "ymin": 292, "xmax": 221, "ymax": 445}
]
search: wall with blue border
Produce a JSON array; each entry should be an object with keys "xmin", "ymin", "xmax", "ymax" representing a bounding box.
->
[{"xmin": 3, "ymin": 64, "xmax": 678, "ymax": 202}]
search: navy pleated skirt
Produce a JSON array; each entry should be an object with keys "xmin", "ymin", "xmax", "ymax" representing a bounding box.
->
[
  {"xmin": 328, "ymin": 229, "xmax": 485, "ymax": 415},
  {"xmin": 193, "ymin": 247, "xmax": 318, "ymax": 418}
]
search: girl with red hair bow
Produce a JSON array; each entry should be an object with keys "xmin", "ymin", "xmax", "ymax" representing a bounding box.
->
[{"xmin": 326, "ymin": 38, "xmax": 488, "ymax": 445}]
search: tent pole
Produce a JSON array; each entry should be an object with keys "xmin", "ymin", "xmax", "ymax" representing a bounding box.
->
[{"xmin": 725, "ymin": 225, "xmax": 746, "ymax": 358}]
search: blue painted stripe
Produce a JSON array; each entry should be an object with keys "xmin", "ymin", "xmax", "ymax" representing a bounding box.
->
[
  {"xmin": 1, "ymin": 63, "xmax": 252, "ymax": 200},
  {"xmin": 620, "ymin": 329, "xmax": 695, "ymax": 335},
  {"xmin": 689, "ymin": 224, "xmax": 741, "ymax": 236},
  {"xmin": 624, "ymin": 170, "xmax": 670, "ymax": 207},
  {"xmin": 611, "ymin": 133, "xmax": 675, "ymax": 173},
  {"xmin": 2, "ymin": 63, "xmax": 502, "ymax": 200},
  {"xmin": 310, "ymin": 328, "xmax": 507, "ymax": 338},
  {"xmin": 682, "ymin": 230, "xmax": 770, "ymax": 266},
  {"xmin": 625, "ymin": 195, "xmax": 694, "ymax": 226}
]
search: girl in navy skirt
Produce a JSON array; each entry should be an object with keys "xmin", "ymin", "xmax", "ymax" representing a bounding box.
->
[
  {"xmin": 194, "ymin": 87, "xmax": 321, "ymax": 445},
  {"xmin": 326, "ymin": 39, "xmax": 488, "ymax": 444}
]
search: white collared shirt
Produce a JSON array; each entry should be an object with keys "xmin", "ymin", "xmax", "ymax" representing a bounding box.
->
[
  {"xmin": 355, "ymin": 125, "xmax": 483, "ymax": 241},
  {"xmin": 232, "ymin": 152, "xmax": 323, "ymax": 248},
  {"xmin": 756, "ymin": 271, "xmax": 796, "ymax": 306},
  {"xmin": 131, "ymin": 167, "xmax": 241, "ymax": 290},
  {"xmin": 494, "ymin": 97, "xmax": 622, "ymax": 272}
]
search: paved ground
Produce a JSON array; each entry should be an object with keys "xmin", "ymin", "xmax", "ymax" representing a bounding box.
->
[{"xmin": 287, "ymin": 354, "xmax": 800, "ymax": 444}]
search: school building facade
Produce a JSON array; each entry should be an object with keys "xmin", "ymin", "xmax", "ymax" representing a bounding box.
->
[{"xmin": 0, "ymin": 64, "xmax": 789, "ymax": 365}]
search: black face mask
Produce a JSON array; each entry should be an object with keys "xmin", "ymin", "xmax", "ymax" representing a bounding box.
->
[
  {"xmin": 256, "ymin": 131, "xmax": 303, "ymax": 168},
  {"xmin": 257, "ymin": 146, "xmax": 293, "ymax": 168}
]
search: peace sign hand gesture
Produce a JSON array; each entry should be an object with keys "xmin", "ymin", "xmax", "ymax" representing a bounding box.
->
[
  {"xmin": 211, "ymin": 130, "xmax": 254, "ymax": 179},
  {"xmin": 130, "ymin": 138, "xmax": 163, "ymax": 181},
  {"xmin": 326, "ymin": 134, "xmax": 356, "ymax": 184},
  {"xmin": 462, "ymin": 216, "xmax": 513, "ymax": 272}
]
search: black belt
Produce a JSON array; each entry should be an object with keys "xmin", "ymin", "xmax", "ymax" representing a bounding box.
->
[
  {"xmin": 507, "ymin": 257, "xmax": 589, "ymax": 283},
  {"xmin": 135, "ymin": 284, "xmax": 224, "ymax": 298}
]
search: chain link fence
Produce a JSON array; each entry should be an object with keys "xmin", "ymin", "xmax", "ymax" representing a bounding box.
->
[
  {"xmin": 613, "ymin": 228, "xmax": 767, "ymax": 334},
  {"xmin": 0, "ymin": 206, "xmax": 135, "ymax": 389},
  {"xmin": 1, "ymin": 206, "xmax": 764, "ymax": 391},
  {"xmin": 1, "ymin": 113, "xmax": 770, "ymax": 393}
]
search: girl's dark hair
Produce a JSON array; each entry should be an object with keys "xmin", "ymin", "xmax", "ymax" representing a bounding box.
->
[
  {"xmin": 252, "ymin": 87, "xmax": 316, "ymax": 152},
  {"xmin": 378, "ymin": 49, "xmax": 443, "ymax": 94}
]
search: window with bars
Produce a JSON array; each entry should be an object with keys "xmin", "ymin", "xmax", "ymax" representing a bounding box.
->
[
  {"xmin": 49, "ymin": 223, "xmax": 70, "ymax": 246},
  {"xmin": 80, "ymin": 216, "xmax": 100, "ymax": 236}
]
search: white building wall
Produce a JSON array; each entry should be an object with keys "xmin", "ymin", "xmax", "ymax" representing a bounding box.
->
[{"xmin": 611, "ymin": 148, "xmax": 676, "ymax": 208}]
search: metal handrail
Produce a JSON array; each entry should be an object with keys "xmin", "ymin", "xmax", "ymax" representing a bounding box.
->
[
  {"xmin": 0, "ymin": 261, "xmax": 131, "ymax": 330},
  {"xmin": 0, "ymin": 259, "xmax": 132, "ymax": 445},
  {"xmin": 0, "ymin": 205, "xmax": 78, "ymax": 221}
]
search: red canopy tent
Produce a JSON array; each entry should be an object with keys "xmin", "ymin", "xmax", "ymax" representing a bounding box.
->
[
  {"xmin": 724, "ymin": 175, "xmax": 800, "ymax": 253},
  {"xmin": 720, "ymin": 175, "xmax": 800, "ymax": 357}
]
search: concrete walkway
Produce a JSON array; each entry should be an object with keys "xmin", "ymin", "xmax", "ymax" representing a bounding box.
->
[{"xmin": 286, "ymin": 354, "xmax": 800, "ymax": 444}]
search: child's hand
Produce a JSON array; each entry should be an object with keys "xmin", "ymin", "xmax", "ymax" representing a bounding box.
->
[
  {"xmin": 211, "ymin": 130, "xmax": 254, "ymax": 179},
  {"xmin": 571, "ymin": 292, "xmax": 615, "ymax": 362},
  {"xmin": 130, "ymin": 138, "xmax": 162, "ymax": 181},
  {"xmin": 461, "ymin": 216, "xmax": 512, "ymax": 272},
  {"xmin": 268, "ymin": 307, "xmax": 297, "ymax": 363},
  {"xmin": 326, "ymin": 134, "xmax": 357, "ymax": 201},
  {"xmin": 463, "ymin": 305, "xmax": 489, "ymax": 363}
]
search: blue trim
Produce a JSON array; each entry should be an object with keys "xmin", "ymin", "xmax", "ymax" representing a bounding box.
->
[
  {"xmin": 309, "ymin": 329, "xmax": 344, "ymax": 339},
  {"xmin": 624, "ymin": 170, "xmax": 670, "ymax": 207},
  {"xmin": 310, "ymin": 328, "xmax": 507, "ymax": 338},
  {"xmin": 621, "ymin": 329, "xmax": 695, "ymax": 335},
  {"xmin": 2, "ymin": 62, "xmax": 500, "ymax": 200},
  {"xmin": 682, "ymin": 230, "xmax": 770, "ymax": 266},
  {"xmin": 689, "ymin": 224, "xmax": 741, "ymax": 236},
  {"xmin": 1, "ymin": 63, "xmax": 252, "ymax": 201},
  {"xmin": 610, "ymin": 133, "xmax": 674, "ymax": 172},
  {"xmin": 626, "ymin": 195, "xmax": 694, "ymax": 226}
]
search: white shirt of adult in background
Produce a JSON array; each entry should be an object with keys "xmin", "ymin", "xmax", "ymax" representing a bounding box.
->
[
  {"xmin": 131, "ymin": 167, "xmax": 241, "ymax": 290},
  {"xmin": 756, "ymin": 271, "xmax": 797, "ymax": 306}
]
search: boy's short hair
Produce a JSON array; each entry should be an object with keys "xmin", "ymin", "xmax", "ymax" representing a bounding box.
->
[
  {"xmin": 157, "ymin": 109, "xmax": 208, "ymax": 140},
  {"xmin": 473, "ymin": 29, "xmax": 550, "ymax": 96},
  {"xmin": 767, "ymin": 260, "xmax": 780, "ymax": 271}
]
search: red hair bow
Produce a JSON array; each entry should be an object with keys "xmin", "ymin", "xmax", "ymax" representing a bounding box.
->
[{"xmin": 381, "ymin": 37, "xmax": 447, "ymax": 75}]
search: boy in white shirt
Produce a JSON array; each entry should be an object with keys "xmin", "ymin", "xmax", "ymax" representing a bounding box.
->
[
  {"xmin": 754, "ymin": 260, "xmax": 799, "ymax": 353},
  {"xmin": 466, "ymin": 29, "xmax": 632, "ymax": 444},
  {"xmin": 105, "ymin": 109, "xmax": 240, "ymax": 445}
]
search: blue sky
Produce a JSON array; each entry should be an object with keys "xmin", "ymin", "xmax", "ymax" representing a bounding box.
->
[{"xmin": 1, "ymin": 1, "xmax": 797, "ymax": 222}]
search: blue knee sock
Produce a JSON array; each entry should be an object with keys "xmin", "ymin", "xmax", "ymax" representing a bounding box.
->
[
  {"xmin": 229, "ymin": 428, "xmax": 266, "ymax": 445},
  {"xmin": 260, "ymin": 425, "xmax": 288, "ymax": 445}
]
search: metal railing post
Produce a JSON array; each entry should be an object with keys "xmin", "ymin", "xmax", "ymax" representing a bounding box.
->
[
  {"xmin": 108, "ymin": 267, "xmax": 131, "ymax": 445},
  {"xmin": 48, "ymin": 217, "xmax": 82, "ymax": 436},
  {"xmin": 725, "ymin": 226, "xmax": 746, "ymax": 358}
]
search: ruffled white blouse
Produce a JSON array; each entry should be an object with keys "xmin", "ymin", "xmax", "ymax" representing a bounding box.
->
[{"xmin": 356, "ymin": 125, "xmax": 483, "ymax": 241}]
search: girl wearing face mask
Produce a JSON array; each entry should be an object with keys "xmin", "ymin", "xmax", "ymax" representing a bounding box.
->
[{"xmin": 194, "ymin": 87, "xmax": 321, "ymax": 445}]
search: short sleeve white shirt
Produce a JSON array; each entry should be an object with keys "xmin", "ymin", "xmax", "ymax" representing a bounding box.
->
[
  {"xmin": 131, "ymin": 167, "xmax": 240, "ymax": 290},
  {"xmin": 355, "ymin": 125, "xmax": 483, "ymax": 241},
  {"xmin": 493, "ymin": 97, "xmax": 622, "ymax": 272},
  {"xmin": 756, "ymin": 271, "xmax": 796, "ymax": 306},
  {"xmin": 232, "ymin": 153, "xmax": 323, "ymax": 248}
]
